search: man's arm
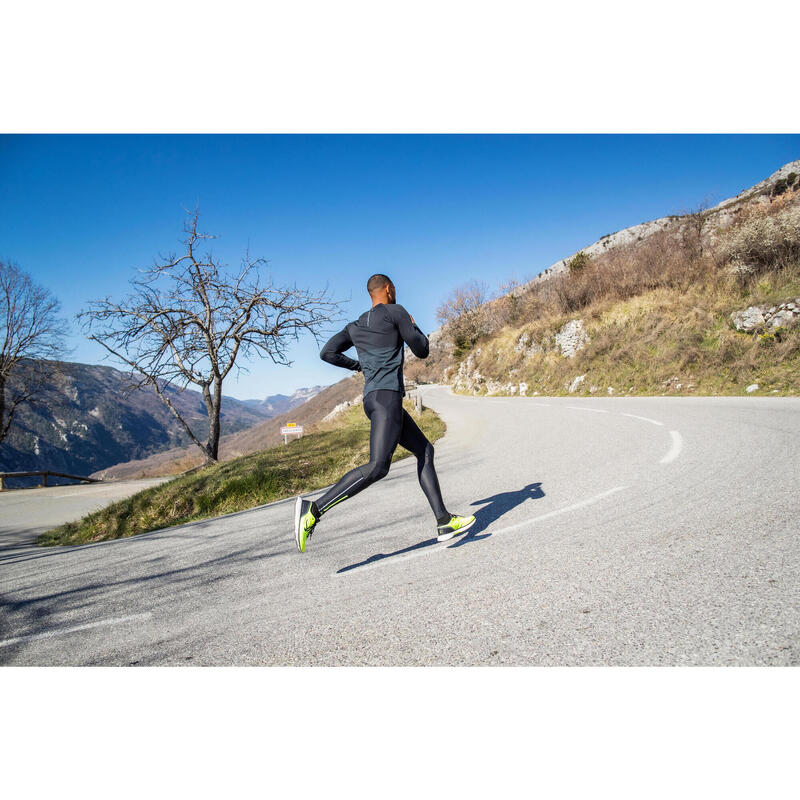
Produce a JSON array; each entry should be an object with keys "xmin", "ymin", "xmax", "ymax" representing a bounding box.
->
[
  {"xmin": 320, "ymin": 326, "xmax": 361, "ymax": 371},
  {"xmin": 387, "ymin": 304, "xmax": 429, "ymax": 359}
]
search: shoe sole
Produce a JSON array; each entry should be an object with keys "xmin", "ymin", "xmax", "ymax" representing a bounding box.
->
[
  {"xmin": 294, "ymin": 496, "xmax": 303, "ymax": 552},
  {"xmin": 437, "ymin": 516, "xmax": 476, "ymax": 542}
]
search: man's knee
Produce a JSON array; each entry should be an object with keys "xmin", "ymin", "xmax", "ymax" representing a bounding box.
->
[
  {"xmin": 366, "ymin": 460, "xmax": 390, "ymax": 482},
  {"xmin": 422, "ymin": 442, "xmax": 435, "ymax": 464}
]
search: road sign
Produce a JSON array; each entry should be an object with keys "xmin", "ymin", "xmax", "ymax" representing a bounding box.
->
[{"xmin": 281, "ymin": 424, "xmax": 304, "ymax": 443}]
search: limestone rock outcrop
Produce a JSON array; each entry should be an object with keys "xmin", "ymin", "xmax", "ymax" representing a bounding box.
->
[
  {"xmin": 730, "ymin": 299, "xmax": 800, "ymax": 332},
  {"xmin": 555, "ymin": 319, "xmax": 590, "ymax": 358}
]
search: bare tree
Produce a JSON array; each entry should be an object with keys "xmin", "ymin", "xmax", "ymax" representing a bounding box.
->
[
  {"xmin": 490, "ymin": 276, "xmax": 525, "ymax": 327},
  {"xmin": 681, "ymin": 197, "xmax": 713, "ymax": 260},
  {"xmin": 79, "ymin": 211, "xmax": 343, "ymax": 464},
  {"xmin": 0, "ymin": 261, "xmax": 69, "ymax": 445},
  {"xmin": 436, "ymin": 280, "xmax": 489, "ymax": 354}
]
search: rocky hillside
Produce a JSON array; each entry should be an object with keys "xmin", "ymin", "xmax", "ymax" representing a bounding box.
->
[
  {"xmin": 0, "ymin": 360, "xmax": 275, "ymax": 481},
  {"xmin": 526, "ymin": 160, "xmax": 800, "ymax": 287},
  {"xmin": 406, "ymin": 159, "xmax": 800, "ymax": 398}
]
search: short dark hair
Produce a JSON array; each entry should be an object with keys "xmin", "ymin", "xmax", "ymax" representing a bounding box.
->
[{"xmin": 367, "ymin": 273, "xmax": 392, "ymax": 295}]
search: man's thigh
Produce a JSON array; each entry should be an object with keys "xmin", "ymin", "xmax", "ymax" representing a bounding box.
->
[
  {"xmin": 367, "ymin": 393, "xmax": 404, "ymax": 463},
  {"xmin": 398, "ymin": 408, "xmax": 429, "ymax": 458}
]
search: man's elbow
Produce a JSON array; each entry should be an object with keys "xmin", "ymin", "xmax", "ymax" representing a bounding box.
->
[{"xmin": 412, "ymin": 343, "xmax": 429, "ymax": 359}]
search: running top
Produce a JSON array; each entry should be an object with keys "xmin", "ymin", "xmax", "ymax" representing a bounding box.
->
[{"xmin": 320, "ymin": 303, "xmax": 429, "ymax": 396}]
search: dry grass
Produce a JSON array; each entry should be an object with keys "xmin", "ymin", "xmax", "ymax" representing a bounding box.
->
[{"xmin": 461, "ymin": 265, "xmax": 800, "ymax": 396}]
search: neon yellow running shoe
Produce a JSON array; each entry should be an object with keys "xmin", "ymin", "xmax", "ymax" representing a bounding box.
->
[
  {"xmin": 294, "ymin": 497, "xmax": 319, "ymax": 553},
  {"xmin": 436, "ymin": 514, "xmax": 476, "ymax": 542}
]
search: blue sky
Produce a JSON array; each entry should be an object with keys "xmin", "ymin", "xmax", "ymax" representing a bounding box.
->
[{"xmin": 1, "ymin": 134, "xmax": 798, "ymax": 399}]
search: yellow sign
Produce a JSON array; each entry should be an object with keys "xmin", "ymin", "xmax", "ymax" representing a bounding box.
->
[{"xmin": 287, "ymin": 422, "xmax": 297, "ymax": 427}]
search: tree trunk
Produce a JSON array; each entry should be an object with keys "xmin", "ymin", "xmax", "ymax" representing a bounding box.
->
[
  {"xmin": 201, "ymin": 382, "xmax": 218, "ymax": 463},
  {"xmin": 206, "ymin": 379, "xmax": 223, "ymax": 462},
  {"xmin": 0, "ymin": 375, "xmax": 6, "ymax": 443}
]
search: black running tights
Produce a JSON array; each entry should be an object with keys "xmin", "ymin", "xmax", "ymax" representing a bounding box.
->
[{"xmin": 315, "ymin": 389, "xmax": 448, "ymax": 520}]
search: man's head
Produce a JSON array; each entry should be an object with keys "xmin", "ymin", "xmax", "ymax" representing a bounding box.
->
[{"xmin": 367, "ymin": 273, "xmax": 395, "ymax": 305}]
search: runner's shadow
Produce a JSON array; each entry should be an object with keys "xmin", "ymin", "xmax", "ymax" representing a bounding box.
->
[
  {"xmin": 447, "ymin": 482, "xmax": 545, "ymax": 548},
  {"xmin": 336, "ymin": 535, "xmax": 440, "ymax": 573},
  {"xmin": 336, "ymin": 482, "xmax": 545, "ymax": 572}
]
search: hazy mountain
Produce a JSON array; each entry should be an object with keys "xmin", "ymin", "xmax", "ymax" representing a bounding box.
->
[
  {"xmin": 241, "ymin": 385, "xmax": 326, "ymax": 417},
  {"xmin": 0, "ymin": 359, "xmax": 274, "ymax": 483}
]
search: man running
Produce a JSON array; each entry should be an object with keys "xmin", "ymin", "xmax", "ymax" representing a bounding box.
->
[{"xmin": 294, "ymin": 273, "xmax": 475, "ymax": 552}]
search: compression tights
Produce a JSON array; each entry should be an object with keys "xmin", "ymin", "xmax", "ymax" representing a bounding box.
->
[{"xmin": 314, "ymin": 389, "xmax": 449, "ymax": 523}]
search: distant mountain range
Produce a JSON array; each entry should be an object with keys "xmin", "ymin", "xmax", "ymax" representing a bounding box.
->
[
  {"xmin": 241, "ymin": 386, "xmax": 325, "ymax": 417},
  {"xmin": 0, "ymin": 359, "xmax": 326, "ymax": 483}
]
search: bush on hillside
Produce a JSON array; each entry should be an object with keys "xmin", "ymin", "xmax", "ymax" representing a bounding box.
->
[
  {"xmin": 772, "ymin": 178, "xmax": 789, "ymax": 197},
  {"xmin": 485, "ymin": 277, "xmax": 536, "ymax": 329},
  {"xmin": 568, "ymin": 251, "xmax": 591, "ymax": 273},
  {"xmin": 719, "ymin": 205, "xmax": 800, "ymax": 273}
]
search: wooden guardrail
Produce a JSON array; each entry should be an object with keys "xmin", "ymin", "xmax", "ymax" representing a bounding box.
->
[{"xmin": 0, "ymin": 470, "xmax": 103, "ymax": 491}]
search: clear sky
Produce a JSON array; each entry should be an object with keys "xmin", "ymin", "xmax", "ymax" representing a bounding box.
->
[{"xmin": 2, "ymin": 134, "xmax": 798, "ymax": 400}]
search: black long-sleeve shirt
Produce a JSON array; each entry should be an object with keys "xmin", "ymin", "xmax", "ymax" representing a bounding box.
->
[{"xmin": 320, "ymin": 302, "xmax": 429, "ymax": 397}]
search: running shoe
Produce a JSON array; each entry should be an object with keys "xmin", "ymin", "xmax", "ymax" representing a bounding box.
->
[
  {"xmin": 294, "ymin": 497, "xmax": 319, "ymax": 553},
  {"xmin": 436, "ymin": 513, "xmax": 476, "ymax": 542}
]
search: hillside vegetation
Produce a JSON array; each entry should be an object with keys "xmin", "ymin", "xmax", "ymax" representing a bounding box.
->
[
  {"xmin": 39, "ymin": 398, "xmax": 445, "ymax": 546},
  {"xmin": 407, "ymin": 180, "xmax": 800, "ymax": 397}
]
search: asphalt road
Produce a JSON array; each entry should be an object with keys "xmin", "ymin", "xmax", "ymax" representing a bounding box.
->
[
  {"xmin": 0, "ymin": 478, "xmax": 170, "ymax": 558},
  {"xmin": 1, "ymin": 386, "xmax": 798, "ymax": 665}
]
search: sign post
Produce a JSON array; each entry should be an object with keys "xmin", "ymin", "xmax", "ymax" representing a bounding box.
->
[{"xmin": 280, "ymin": 423, "xmax": 304, "ymax": 445}]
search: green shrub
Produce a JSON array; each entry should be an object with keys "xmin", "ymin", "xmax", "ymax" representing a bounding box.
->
[
  {"xmin": 773, "ymin": 178, "xmax": 788, "ymax": 196},
  {"xmin": 568, "ymin": 251, "xmax": 591, "ymax": 273}
]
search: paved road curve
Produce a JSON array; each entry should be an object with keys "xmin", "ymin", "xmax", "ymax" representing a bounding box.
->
[
  {"xmin": 0, "ymin": 478, "xmax": 170, "ymax": 558},
  {"xmin": 1, "ymin": 387, "xmax": 798, "ymax": 665}
]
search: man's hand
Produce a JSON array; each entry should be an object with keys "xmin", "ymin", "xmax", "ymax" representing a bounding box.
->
[{"xmin": 409, "ymin": 315, "xmax": 415, "ymax": 325}]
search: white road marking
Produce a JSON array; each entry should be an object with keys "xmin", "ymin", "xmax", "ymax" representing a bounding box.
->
[
  {"xmin": 0, "ymin": 612, "xmax": 153, "ymax": 649},
  {"xmin": 339, "ymin": 486, "xmax": 627, "ymax": 576},
  {"xmin": 485, "ymin": 485, "xmax": 627, "ymax": 536},
  {"xmin": 660, "ymin": 430, "xmax": 684, "ymax": 464},
  {"xmin": 566, "ymin": 405, "xmax": 609, "ymax": 413},
  {"xmin": 621, "ymin": 413, "xmax": 665, "ymax": 427}
]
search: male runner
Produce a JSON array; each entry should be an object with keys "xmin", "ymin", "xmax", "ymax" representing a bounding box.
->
[{"xmin": 293, "ymin": 273, "xmax": 475, "ymax": 552}]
